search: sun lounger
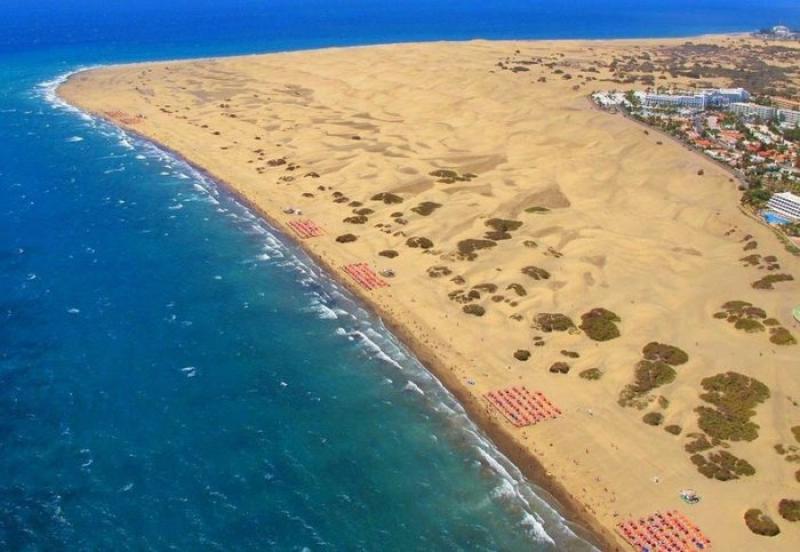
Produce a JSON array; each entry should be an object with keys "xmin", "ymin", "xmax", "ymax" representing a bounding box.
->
[
  {"xmin": 287, "ymin": 219, "xmax": 325, "ymax": 239},
  {"xmin": 616, "ymin": 510, "xmax": 711, "ymax": 551},
  {"xmin": 484, "ymin": 386, "xmax": 562, "ymax": 427}
]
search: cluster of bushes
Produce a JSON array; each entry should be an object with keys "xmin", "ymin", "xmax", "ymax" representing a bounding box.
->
[
  {"xmin": 336, "ymin": 233, "xmax": 357, "ymax": 243},
  {"xmin": 484, "ymin": 218, "xmax": 523, "ymax": 241},
  {"xmin": 343, "ymin": 215, "xmax": 368, "ymax": 224},
  {"xmin": 695, "ymin": 372, "xmax": 770, "ymax": 442},
  {"xmin": 506, "ymin": 283, "xmax": 527, "ymax": 297},
  {"xmin": 448, "ymin": 289, "xmax": 480, "ymax": 304},
  {"xmin": 514, "ymin": 350, "xmax": 531, "ymax": 361},
  {"xmin": 532, "ymin": 313, "xmax": 576, "ymax": 333},
  {"xmin": 618, "ymin": 342, "xmax": 686, "ymax": 408},
  {"xmin": 371, "ymin": 192, "xmax": 404, "ymax": 204},
  {"xmin": 579, "ymin": 368, "xmax": 602, "ymax": 380},
  {"xmin": 379, "ymin": 250, "xmax": 398, "ymax": 258},
  {"xmin": 456, "ymin": 238, "xmax": 496, "ymax": 260},
  {"xmin": 524, "ymin": 206, "xmax": 550, "ymax": 214},
  {"xmin": 715, "ymin": 300, "xmax": 796, "ymax": 344},
  {"xmin": 521, "ymin": 266, "xmax": 551, "ymax": 280},
  {"xmin": 752, "ymin": 273, "xmax": 794, "ymax": 290},
  {"xmin": 549, "ymin": 362, "xmax": 570, "ymax": 374},
  {"xmin": 462, "ymin": 304, "xmax": 485, "ymax": 317},
  {"xmin": 744, "ymin": 509, "xmax": 780, "ymax": 536},
  {"xmin": 642, "ymin": 342, "xmax": 689, "ymax": 366},
  {"xmin": 579, "ymin": 308, "xmax": 621, "ymax": 341},
  {"xmin": 406, "ymin": 236, "xmax": 434, "ymax": 249},
  {"xmin": 779, "ymin": 499, "xmax": 800, "ymax": 522},
  {"xmin": 426, "ymin": 265, "xmax": 451, "ymax": 278},
  {"xmin": 643, "ymin": 412, "xmax": 663, "ymax": 426},
  {"xmin": 411, "ymin": 201, "xmax": 442, "ymax": 216},
  {"xmin": 691, "ymin": 450, "xmax": 755, "ymax": 481},
  {"xmin": 429, "ymin": 169, "xmax": 476, "ymax": 184}
]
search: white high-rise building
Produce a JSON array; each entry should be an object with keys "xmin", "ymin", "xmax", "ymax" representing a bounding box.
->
[
  {"xmin": 778, "ymin": 109, "xmax": 800, "ymax": 128},
  {"xmin": 767, "ymin": 191, "xmax": 800, "ymax": 222},
  {"xmin": 729, "ymin": 102, "xmax": 778, "ymax": 120}
]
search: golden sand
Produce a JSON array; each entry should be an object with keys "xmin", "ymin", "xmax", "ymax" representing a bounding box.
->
[{"xmin": 60, "ymin": 36, "xmax": 800, "ymax": 550}]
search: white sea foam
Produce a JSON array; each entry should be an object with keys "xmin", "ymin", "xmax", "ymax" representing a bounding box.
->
[
  {"xmin": 66, "ymin": 135, "xmax": 84, "ymax": 143},
  {"xmin": 36, "ymin": 69, "xmax": 588, "ymax": 549}
]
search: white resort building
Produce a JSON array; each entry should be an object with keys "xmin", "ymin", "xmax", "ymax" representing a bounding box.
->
[
  {"xmin": 641, "ymin": 88, "xmax": 749, "ymax": 112},
  {"xmin": 779, "ymin": 109, "xmax": 800, "ymax": 128},
  {"xmin": 767, "ymin": 191, "xmax": 800, "ymax": 222},
  {"xmin": 729, "ymin": 102, "xmax": 778, "ymax": 120}
]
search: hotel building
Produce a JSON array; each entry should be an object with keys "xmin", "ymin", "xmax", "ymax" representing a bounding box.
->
[{"xmin": 767, "ymin": 191, "xmax": 800, "ymax": 222}]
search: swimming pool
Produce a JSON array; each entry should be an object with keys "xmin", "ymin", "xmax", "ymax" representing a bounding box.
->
[{"xmin": 763, "ymin": 211, "xmax": 792, "ymax": 225}]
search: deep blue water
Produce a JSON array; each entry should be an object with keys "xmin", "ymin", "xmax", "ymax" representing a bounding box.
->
[{"xmin": 2, "ymin": 2, "xmax": 800, "ymax": 551}]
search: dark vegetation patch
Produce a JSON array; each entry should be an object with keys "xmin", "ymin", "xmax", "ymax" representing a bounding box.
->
[
  {"xmin": 506, "ymin": 283, "xmax": 527, "ymax": 297},
  {"xmin": 456, "ymin": 239, "xmax": 496, "ymax": 260},
  {"xmin": 642, "ymin": 342, "xmax": 689, "ymax": 366},
  {"xmin": 448, "ymin": 289, "xmax": 480, "ymax": 304},
  {"xmin": 411, "ymin": 201, "xmax": 442, "ymax": 216},
  {"xmin": 521, "ymin": 266, "xmax": 551, "ymax": 280},
  {"xmin": 692, "ymin": 450, "xmax": 756, "ymax": 481},
  {"xmin": 769, "ymin": 326, "xmax": 797, "ymax": 345},
  {"xmin": 429, "ymin": 169, "xmax": 477, "ymax": 184},
  {"xmin": 426, "ymin": 265, "xmax": 452, "ymax": 278},
  {"xmin": 462, "ymin": 304, "xmax": 486, "ymax": 317},
  {"xmin": 514, "ymin": 350, "xmax": 531, "ymax": 361},
  {"xmin": 335, "ymin": 234, "xmax": 357, "ymax": 243},
  {"xmin": 643, "ymin": 412, "xmax": 663, "ymax": 426},
  {"xmin": 744, "ymin": 509, "xmax": 780, "ymax": 536},
  {"xmin": 523, "ymin": 240, "xmax": 538, "ymax": 249},
  {"xmin": 665, "ymin": 424, "xmax": 682, "ymax": 435},
  {"xmin": 549, "ymin": 362, "xmax": 570, "ymax": 374},
  {"xmin": 343, "ymin": 215, "xmax": 368, "ymax": 224},
  {"xmin": 684, "ymin": 433, "xmax": 714, "ymax": 454},
  {"xmin": 779, "ymin": 499, "xmax": 800, "ymax": 522},
  {"xmin": 406, "ymin": 236, "xmax": 434, "ymax": 249},
  {"xmin": 379, "ymin": 250, "xmax": 399, "ymax": 258},
  {"xmin": 483, "ymin": 218, "xmax": 523, "ymax": 240},
  {"xmin": 579, "ymin": 308, "xmax": 621, "ymax": 341},
  {"xmin": 561, "ymin": 350, "xmax": 580, "ymax": 359},
  {"xmin": 353, "ymin": 207, "xmax": 374, "ymax": 216},
  {"xmin": 752, "ymin": 273, "xmax": 794, "ymax": 290},
  {"xmin": 532, "ymin": 313, "xmax": 576, "ymax": 333},
  {"xmin": 716, "ymin": 300, "xmax": 796, "ymax": 344},
  {"xmin": 695, "ymin": 372, "xmax": 769, "ymax": 442},
  {"xmin": 371, "ymin": 192, "xmax": 404, "ymax": 204},
  {"xmin": 473, "ymin": 283, "xmax": 498, "ymax": 293},
  {"xmin": 524, "ymin": 206, "xmax": 550, "ymax": 214},
  {"xmin": 579, "ymin": 368, "xmax": 602, "ymax": 380}
]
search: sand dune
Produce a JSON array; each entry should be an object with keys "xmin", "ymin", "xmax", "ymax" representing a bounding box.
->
[{"xmin": 60, "ymin": 36, "xmax": 800, "ymax": 551}]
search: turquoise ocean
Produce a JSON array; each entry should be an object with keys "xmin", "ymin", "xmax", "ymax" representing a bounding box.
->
[{"xmin": 2, "ymin": 1, "xmax": 799, "ymax": 550}]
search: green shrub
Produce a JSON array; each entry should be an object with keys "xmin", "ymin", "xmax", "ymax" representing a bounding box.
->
[
  {"xmin": 406, "ymin": 236, "xmax": 434, "ymax": 249},
  {"xmin": 371, "ymin": 192, "xmax": 404, "ymax": 204},
  {"xmin": 684, "ymin": 433, "xmax": 713, "ymax": 453},
  {"xmin": 779, "ymin": 499, "xmax": 800, "ymax": 522},
  {"xmin": 426, "ymin": 265, "xmax": 451, "ymax": 278},
  {"xmin": 744, "ymin": 509, "xmax": 780, "ymax": 536},
  {"xmin": 579, "ymin": 368, "xmax": 602, "ymax": 380},
  {"xmin": 580, "ymin": 308, "xmax": 621, "ymax": 341},
  {"xmin": 643, "ymin": 412, "xmax": 663, "ymax": 426},
  {"xmin": 549, "ymin": 362, "xmax": 570, "ymax": 374},
  {"xmin": 343, "ymin": 215, "xmax": 368, "ymax": 224},
  {"xmin": 525, "ymin": 206, "xmax": 550, "ymax": 214},
  {"xmin": 696, "ymin": 372, "xmax": 770, "ymax": 442},
  {"xmin": 735, "ymin": 318, "xmax": 765, "ymax": 333},
  {"xmin": 506, "ymin": 283, "xmax": 527, "ymax": 297},
  {"xmin": 411, "ymin": 201, "xmax": 442, "ymax": 216},
  {"xmin": 521, "ymin": 266, "xmax": 551, "ymax": 280},
  {"xmin": 665, "ymin": 424, "xmax": 682, "ymax": 435},
  {"xmin": 457, "ymin": 239, "xmax": 496, "ymax": 257},
  {"xmin": 642, "ymin": 342, "xmax": 689, "ymax": 366},
  {"xmin": 336, "ymin": 233, "xmax": 358, "ymax": 243},
  {"xmin": 514, "ymin": 350, "xmax": 531, "ymax": 361},
  {"xmin": 462, "ymin": 304, "xmax": 485, "ymax": 316},
  {"xmin": 379, "ymin": 250, "xmax": 399, "ymax": 258},
  {"xmin": 752, "ymin": 273, "xmax": 794, "ymax": 290},
  {"xmin": 532, "ymin": 313, "xmax": 576, "ymax": 332},
  {"xmin": 770, "ymin": 327, "xmax": 797, "ymax": 345},
  {"xmin": 693, "ymin": 450, "xmax": 755, "ymax": 481}
]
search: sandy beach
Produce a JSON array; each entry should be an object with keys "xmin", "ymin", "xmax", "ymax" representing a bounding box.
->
[{"xmin": 59, "ymin": 36, "xmax": 800, "ymax": 550}]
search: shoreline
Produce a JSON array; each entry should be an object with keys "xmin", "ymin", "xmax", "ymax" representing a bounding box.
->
[
  {"xmin": 55, "ymin": 36, "xmax": 800, "ymax": 552},
  {"xmin": 62, "ymin": 98, "xmax": 617, "ymax": 550}
]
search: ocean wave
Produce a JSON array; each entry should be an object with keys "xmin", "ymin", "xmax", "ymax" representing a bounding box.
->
[
  {"xmin": 37, "ymin": 71, "xmax": 591, "ymax": 548},
  {"xmin": 66, "ymin": 135, "xmax": 84, "ymax": 142}
]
